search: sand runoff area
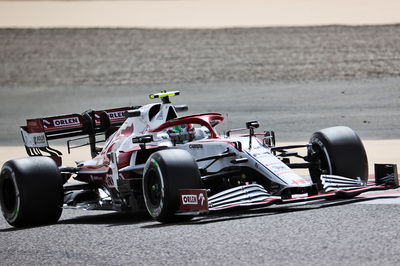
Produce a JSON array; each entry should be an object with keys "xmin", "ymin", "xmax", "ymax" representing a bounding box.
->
[{"xmin": 0, "ymin": 0, "xmax": 400, "ymax": 28}]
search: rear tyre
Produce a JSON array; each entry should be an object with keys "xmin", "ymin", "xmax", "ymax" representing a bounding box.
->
[
  {"xmin": 143, "ymin": 149, "xmax": 201, "ymax": 223},
  {"xmin": 308, "ymin": 126, "xmax": 368, "ymax": 189},
  {"xmin": 0, "ymin": 157, "xmax": 63, "ymax": 227}
]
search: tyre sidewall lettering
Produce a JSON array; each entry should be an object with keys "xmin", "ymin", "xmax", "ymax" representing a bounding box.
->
[
  {"xmin": 143, "ymin": 157, "xmax": 166, "ymax": 218},
  {"xmin": 149, "ymin": 158, "xmax": 165, "ymax": 218}
]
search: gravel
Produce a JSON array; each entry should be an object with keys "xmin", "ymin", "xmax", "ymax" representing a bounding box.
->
[{"xmin": 1, "ymin": 25, "xmax": 400, "ymax": 86}]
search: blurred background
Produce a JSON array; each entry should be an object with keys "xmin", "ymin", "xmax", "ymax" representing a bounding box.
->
[{"xmin": 0, "ymin": 0, "xmax": 399, "ymax": 145}]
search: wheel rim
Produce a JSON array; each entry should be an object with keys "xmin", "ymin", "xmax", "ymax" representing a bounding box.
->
[
  {"xmin": 309, "ymin": 142, "xmax": 332, "ymax": 183},
  {"xmin": 147, "ymin": 170, "xmax": 162, "ymax": 206}
]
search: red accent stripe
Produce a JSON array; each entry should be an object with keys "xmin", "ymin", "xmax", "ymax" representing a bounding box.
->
[{"xmin": 210, "ymin": 199, "xmax": 278, "ymax": 210}]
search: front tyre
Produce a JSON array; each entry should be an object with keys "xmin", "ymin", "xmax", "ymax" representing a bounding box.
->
[
  {"xmin": 143, "ymin": 149, "xmax": 201, "ymax": 223},
  {"xmin": 308, "ymin": 126, "xmax": 368, "ymax": 189},
  {"xmin": 0, "ymin": 157, "xmax": 63, "ymax": 227}
]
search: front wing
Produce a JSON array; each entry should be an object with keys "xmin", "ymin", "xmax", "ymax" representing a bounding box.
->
[{"xmin": 178, "ymin": 163, "xmax": 399, "ymax": 214}]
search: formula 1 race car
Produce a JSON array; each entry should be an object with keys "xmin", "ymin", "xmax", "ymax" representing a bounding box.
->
[{"xmin": 0, "ymin": 91, "xmax": 398, "ymax": 227}]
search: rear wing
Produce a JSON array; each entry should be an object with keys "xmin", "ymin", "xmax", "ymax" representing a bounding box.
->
[{"xmin": 21, "ymin": 106, "xmax": 140, "ymax": 164}]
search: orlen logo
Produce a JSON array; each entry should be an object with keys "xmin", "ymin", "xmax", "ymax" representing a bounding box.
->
[
  {"xmin": 108, "ymin": 111, "xmax": 125, "ymax": 120},
  {"xmin": 181, "ymin": 194, "xmax": 199, "ymax": 205},
  {"xmin": 53, "ymin": 117, "xmax": 80, "ymax": 127}
]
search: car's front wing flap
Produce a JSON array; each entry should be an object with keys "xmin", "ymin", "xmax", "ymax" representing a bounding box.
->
[
  {"xmin": 178, "ymin": 184, "xmax": 398, "ymax": 214},
  {"xmin": 177, "ymin": 164, "xmax": 399, "ymax": 214}
]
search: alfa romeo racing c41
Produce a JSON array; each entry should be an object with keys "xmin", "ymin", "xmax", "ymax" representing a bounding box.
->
[{"xmin": 0, "ymin": 91, "xmax": 398, "ymax": 227}]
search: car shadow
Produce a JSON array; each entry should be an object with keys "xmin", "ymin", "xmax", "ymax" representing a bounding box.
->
[
  {"xmin": 0, "ymin": 195, "xmax": 396, "ymax": 231},
  {"xmin": 0, "ymin": 211, "xmax": 152, "ymax": 231},
  {"xmin": 140, "ymin": 195, "xmax": 397, "ymax": 228},
  {"xmin": 59, "ymin": 211, "xmax": 152, "ymax": 226},
  {"xmin": 0, "ymin": 224, "xmax": 52, "ymax": 232}
]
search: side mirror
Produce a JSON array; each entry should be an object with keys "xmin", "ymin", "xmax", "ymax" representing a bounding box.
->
[
  {"xmin": 174, "ymin": 105, "xmax": 188, "ymax": 112},
  {"xmin": 211, "ymin": 120, "xmax": 220, "ymax": 127},
  {"xmin": 132, "ymin": 135, "xmax": 154, "ymax": 150},
  {"xmin": 132, "ymin": 135, "xmax": 153, "ymax": 144},
  {"xmin": 124, "ymin": 110, "xmax": 141, "ymax": 118}
]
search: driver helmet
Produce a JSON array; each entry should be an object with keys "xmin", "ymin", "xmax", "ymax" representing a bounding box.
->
[{"xmin": 168, "ymin": 124, "xmax": 195, "ymax": 144}]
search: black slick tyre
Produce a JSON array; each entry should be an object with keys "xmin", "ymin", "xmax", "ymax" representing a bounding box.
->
[
  {"xmin": 142, "ymin": 149, "xmax": 201, "ymax": 223},
  {"xmin": 308, "ymin": 126, "xmax": 368, "ymax": 189},
  {"xmin": 0, "ymin": 157, "xmax": 63, "ymax": 227}
]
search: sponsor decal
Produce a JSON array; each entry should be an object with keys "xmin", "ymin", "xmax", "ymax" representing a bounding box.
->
[
  {"xmin": 189, "ymin": 144, "xmax": 203, "ymax": 149},
  {"xmin": 198, "ymin": 193, "xmax": 206, "ymax": 205},
  {"xmin": 269, "ymin": 164, "xmax": 289, "ymax": 172},
  {"xmin": 107, "ymin": 111, "xmax": 125, "ymax": 120},
  {"xmin": 181, "ymin": 194, "xmax": 199, "ymax": 205},
  {"xmin": 179, "ymin": 189, "xmax": 209, "ymax": 213},
  {"xmin": 33, "ymin": 134, "xmax": 46, "ymax": 145},
  {"xmin": 43, "ymin": 119, "xmax": 51, "ymax": 129},
  {"xmin": 53, "ymin": 117, "xmax": 80, "ymax": 127},
  {"xmin": 21, "ymin": 130, "xmax": 48, "ymax": 148},
  {"xmin": 106, "ymin": 174, "xmax": 115, "ymax": 187}
]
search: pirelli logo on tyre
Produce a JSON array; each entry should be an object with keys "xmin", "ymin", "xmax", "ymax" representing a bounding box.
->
[{"xmin": 179, "ymin": 189, "xmax": 209, "ymax": 213}]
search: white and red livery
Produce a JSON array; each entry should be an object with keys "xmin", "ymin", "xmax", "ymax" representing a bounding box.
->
[{"xmin": 0, "ymin": 91, "xmax": 398, "ymax": 227}]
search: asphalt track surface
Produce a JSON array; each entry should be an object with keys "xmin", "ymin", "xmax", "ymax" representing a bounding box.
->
[
  {"xmin": 2, "ymin": 200, "xmax": 400, "ymax": 265},
  {"xmin": 1, "ymin": 25, "xmax": 400, "ymax": 265}
]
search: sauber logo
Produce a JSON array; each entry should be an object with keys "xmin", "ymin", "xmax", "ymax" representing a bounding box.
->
[
  {"xmin": 107, "ymin": 111, "xmax": 125, "ymax": 120},
  {"xmin": 189, "ymin": 144, "xmax": 203, "ymax": 149},
  {"xmin": 21, "ymin": 130, "xmax": 48, "ymax": 148},
  {"xmin": 53, "ymin": 117, "xmax": 80, "ymax": 127},
  {"xmin": 33, "ymin": 135, "xmax": 46, "ymax": 145}
]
